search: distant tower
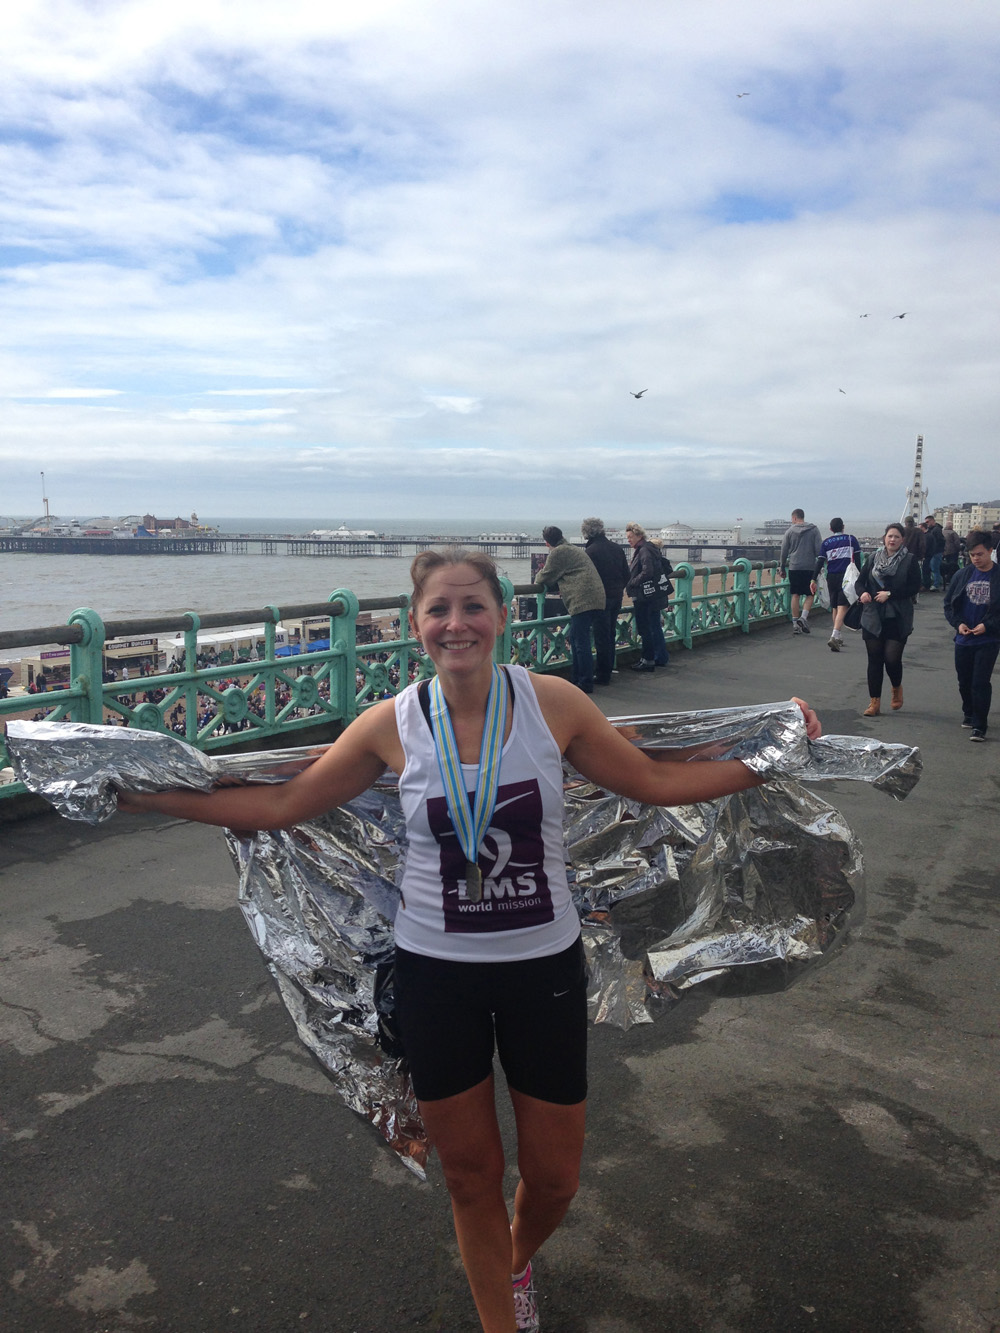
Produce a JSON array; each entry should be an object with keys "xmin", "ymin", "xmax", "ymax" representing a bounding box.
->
[{"xmin": 901, "ymin": 434, "xmax": 928, "ymax": 522}]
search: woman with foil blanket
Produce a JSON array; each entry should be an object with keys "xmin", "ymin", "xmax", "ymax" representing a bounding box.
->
[{"xmin": 118, "ymin": 548, "xmax": 821, "ymax": 1333}]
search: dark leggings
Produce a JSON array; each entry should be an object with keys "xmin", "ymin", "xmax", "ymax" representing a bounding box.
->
[{"xmin": 864, "ymin": 633, "xmax": 905, "ymax": 696}]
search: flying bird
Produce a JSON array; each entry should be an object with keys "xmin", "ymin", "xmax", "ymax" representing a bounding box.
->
[
  {"xmin": 839, "ymin": 389, "xmax": 846, "ymax": 394},
  {"xmin": 630, "ymin": 389, "xmax": 648, "ymax": 398},
  {"xmin": 859, "ymin": 313, "xmax": 869, "ymax": 318},
  {"xmin": 893, "ymin": 312, "xmax": 908, "ymax": 319},
  {"xmin": 737, "ymin": 92, "xmax": 750, "ymax": 98}
]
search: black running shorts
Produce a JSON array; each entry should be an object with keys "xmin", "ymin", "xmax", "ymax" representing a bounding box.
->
[
  {"xmin": 826, "ymin": 570, "xmax": 849, "ymax": 607},
  {"xmin": 392, "ymin": 937, "xmax": 588, "ymax": 1105},
  {"xmin": 787, "ymin": 569, "xmax": 814, "ymax": 596}
]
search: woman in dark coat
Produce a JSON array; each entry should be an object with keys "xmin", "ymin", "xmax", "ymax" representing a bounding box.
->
[
  {"xmin": 856, "ymin": 522, "xmax": 922, "ymax": 716},
  {"xmin": 624, "ymin": 522, "xmax": 670, "ymax": 672}
]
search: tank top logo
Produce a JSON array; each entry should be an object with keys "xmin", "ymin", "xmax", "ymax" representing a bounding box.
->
[{"xmin": 426, "ymin": 778, "xmax": 556, "ymax": 932}]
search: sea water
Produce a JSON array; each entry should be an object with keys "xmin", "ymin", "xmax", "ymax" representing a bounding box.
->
[{"xmin": 0, "ymin": 517, "xmax": 544, "ymax": 657}]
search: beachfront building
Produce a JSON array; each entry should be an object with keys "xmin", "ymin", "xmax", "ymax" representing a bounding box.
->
[{"xmin": 933, "ymin": 502, "xmax": 1000, "ymax": 536}]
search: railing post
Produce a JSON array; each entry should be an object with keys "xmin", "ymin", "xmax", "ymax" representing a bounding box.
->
[
  {"xmin": 263, "ymin": 606, "xmax": 282, "ymax": 725},
  {"xmin": 67, "ymin": 608, "xmax": 106, "ymax": 724},
  {"xmin": 498, "ymin": 577, "xmax": 515, "ymax": 664},
  {"xmin": 181, "ymin": 613, "xmax": 202, "ymax": 743},
  {"xmin": 673, "ymin": 564, "xmax": 694, "ymax": 649},
  {"xmin": 733, "ymin": 558, "xmax": 752, "ymax": 633},
  {"xmin": 329, "ymin": 588, "xmax": 360, "ymax": 723}
]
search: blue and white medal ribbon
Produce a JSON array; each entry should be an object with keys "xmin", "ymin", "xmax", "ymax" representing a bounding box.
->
[{"xmin": 429, "ymin": 665, "xmax": 508, "ymax": 903}]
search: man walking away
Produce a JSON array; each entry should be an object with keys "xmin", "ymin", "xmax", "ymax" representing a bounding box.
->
[
  {"xmin": 813, "ymin": 517, "xmax": 861, "ymax": 651},
  {"xmin": 535, "ymin": 525, "xmax": 606, "ymax": 693},
  {"xmin": 922, "ymin": 515, "xmax": 945, "ymax": 591},
  {"xmin": 779, "ymin": 509, "xmax": 824, "ymax": 634},
  {"xmin": 941, "ymin": 523, "xmax": 962, "ymax": 586},
  {"xmin": 581, "ymin": 517, "xmax": 631, "ymax": 686},
  {"xmin": 943, "ymin": 531, "xmax": 1000, "ymax": 742}
]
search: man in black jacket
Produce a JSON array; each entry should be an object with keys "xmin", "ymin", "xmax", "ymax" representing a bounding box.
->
[
  {"xmin": 581, "ymin": 517, "xmax": 631, "ymax": 686},
  {"xmin": 921, "ymin": 515, "xmax": 946, "ymax": 591},
  {"xmin": 943, "ymin": 531, "xmax": 1000, "ymax": 741}
]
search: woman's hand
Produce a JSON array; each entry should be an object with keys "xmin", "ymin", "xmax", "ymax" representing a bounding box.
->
[
  {"xmin": 859, "ymin": 592, "xmax": 872, "ymax": 604},
  {"xmin": 875, "ymin": 590, "xmax": 891, "ymax": 603},
  {"xmin": 791, "ymin": 697, "xmax": 822, "ymax": 740},
  {"xmin": 114, "ymin": 788, "xmax": 152, "ymax": 814}
]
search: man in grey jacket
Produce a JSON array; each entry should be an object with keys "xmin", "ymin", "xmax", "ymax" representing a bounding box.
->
[
  {"xmin": 779, "ymin": 509, "xmax": 824, "ymax": 634},
  {"xmin": 535, "ymin": 525, "xmax": 606, "ymax": 692}
]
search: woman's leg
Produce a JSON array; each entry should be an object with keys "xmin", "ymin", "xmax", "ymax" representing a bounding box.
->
[
  {"xmin": 883, "ymin": 637, "xmax": 905, "ymax": 688},
  {"xmin": 419, "ymin": 1074, "xmax": 518, "ymax": 1333},
  {"xmin": 865, "ymin": 637, "xmax": 886, "ymax": 697},
  {"xmin": 649, "ymin": 605, "xmax": 669, "ymax": 665},
  {"xmin": 509, "ymin": 1091, "xmax": 586, "ymax": 1276},
  {"xmin": 633, "ymin": 602, "xmax": 653, "ymax": 661}
]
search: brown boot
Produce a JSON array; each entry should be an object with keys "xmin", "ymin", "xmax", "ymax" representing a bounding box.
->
[
  {"xmin": 863, "ymin": 697, "xmax": 880, "ymax": 717},
  {"xmin": 891, "ymin": 685, "xmax": 903, "ymax": 710}
]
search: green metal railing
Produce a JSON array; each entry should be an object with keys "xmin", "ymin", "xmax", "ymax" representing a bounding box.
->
[{"xmin": 0, "ymin": 560, "xmax": 789, "ymax": 800}]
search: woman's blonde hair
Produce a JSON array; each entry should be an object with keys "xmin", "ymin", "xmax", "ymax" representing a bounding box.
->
[{"xmin": 625, "ymin": 521, "xmax": 647, "ymax": 540}]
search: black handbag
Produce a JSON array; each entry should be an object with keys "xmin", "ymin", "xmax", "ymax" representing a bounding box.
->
[
  {"xmin": 843, "ymin": 599, "xmax": 864, "ymax": 631},
  {"xmin": 637, "ymin": 551, "xmax": 674, "ymax": 602}
]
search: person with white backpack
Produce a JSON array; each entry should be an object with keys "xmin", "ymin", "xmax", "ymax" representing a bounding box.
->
[{"xmin": 812, "ymin": 517, "xmax": 862, "ymax": 652}]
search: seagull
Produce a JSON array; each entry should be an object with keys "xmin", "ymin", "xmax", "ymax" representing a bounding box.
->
[
  {"xmin": 859, "ymin": 313, "xmax": 869, "ymax": 318},
  {"xmin": 839, "ymin": 389, "xmax": 846, "ymax": 394},
  {"xmin": 893, "ymin": 312, "xmax": 908, "ymax": 319},
  {"xmin": 737, "ymin": 92, "xmax": 750, "ymax": 98},
  {"xmin": 630, "ymin": 389, "xmax": 648, "ymax": 398}
]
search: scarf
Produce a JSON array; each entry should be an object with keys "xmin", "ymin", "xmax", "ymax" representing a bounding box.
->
[{"xmin": 870, "ymin": 545, "xmax": 907, "ymax": 584}]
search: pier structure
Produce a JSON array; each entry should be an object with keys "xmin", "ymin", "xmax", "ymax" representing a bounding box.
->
[
  {"xmin": 1, "ymin": 605, "xmax": 995, "ymax": 1332},
  {"xmin": 0, "ymin": 530, "xmax": 791, "ymax": 563},
  {"xmin": 0, "ymin": 532, "xmax": 538, "ymax": 558}
]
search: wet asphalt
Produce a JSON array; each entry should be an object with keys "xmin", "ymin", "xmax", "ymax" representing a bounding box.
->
[{"xmin": 1, "ymin": 597, "xmax": 998, "ymax": 1333}]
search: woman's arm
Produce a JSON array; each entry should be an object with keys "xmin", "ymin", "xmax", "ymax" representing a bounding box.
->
[
  {"xmin": 531, "ymin": 675, "xmax": 820, "ymax": 807},
  {"xmin": 117, "ymin": 699, "xmax": 401, "ymax": 829}
]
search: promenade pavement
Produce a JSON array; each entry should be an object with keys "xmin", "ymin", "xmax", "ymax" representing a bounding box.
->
[{"xmin": 1, "ymin": 600, "xmax": 998, "ymax": 1333}]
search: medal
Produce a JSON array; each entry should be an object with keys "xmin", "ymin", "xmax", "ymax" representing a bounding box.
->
[
  {"xmin": 429, "ymin": 665, "xmax": 508, "ymax": 903},
  {"xmin": 465, "ymin": 861, "xmax": 483, "ymax": 903}
]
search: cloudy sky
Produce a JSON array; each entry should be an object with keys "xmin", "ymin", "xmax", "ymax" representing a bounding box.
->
[{"xmin": 2, "ymin": 0, "xmax": 998, "ymax": 524}]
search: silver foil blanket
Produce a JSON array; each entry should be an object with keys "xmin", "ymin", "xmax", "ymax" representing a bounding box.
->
[{"xmin": 5, "ymin": 706, "xmax": 921, "ymax": 1177}]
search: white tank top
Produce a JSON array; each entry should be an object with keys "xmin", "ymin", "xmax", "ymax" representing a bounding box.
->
[{"xmin": 393, "ymin": 665, "xmax": 580, "ymax": 962}]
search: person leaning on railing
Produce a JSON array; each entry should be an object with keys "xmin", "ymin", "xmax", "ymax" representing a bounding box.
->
[{"xmin": 533, "ymin": 526, "xmax": 606, "ymax": 695}]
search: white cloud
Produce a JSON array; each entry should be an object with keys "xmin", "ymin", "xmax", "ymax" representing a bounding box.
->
[
  {"xmin": 167, "ymin": 408, "xmax": 296, "ymax": 422},
  {"xmin": 423, "ymin": 394, "xmax": 482, "ymax": 415},
  {"xmin": 0, "ymin": 1, "xmax": 998, "ymax": 519}
]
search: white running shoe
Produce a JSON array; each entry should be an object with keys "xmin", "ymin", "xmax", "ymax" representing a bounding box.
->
[{"xmin": 513, "ymin": 1262, "xmax": 540, "ymax": 1332}]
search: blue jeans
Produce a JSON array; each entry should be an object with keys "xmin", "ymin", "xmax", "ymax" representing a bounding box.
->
[
  {"xmin": 955, "ymin": 641, "xmax": 999, "ymax": 731},
  {"xmin": 633, "ymin": 601, "xmax": 669, "ymax": 665},
  {"xmin": 568, "ymin": 610, "xmax": 598, "ymax": 690},
  {"xmin": 922, "ymin": 552, "xmax": 943, "ymax": 590},
  {"xmin": 593, "ymin": 596, "xmax": 622, "ymax": 684}
]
